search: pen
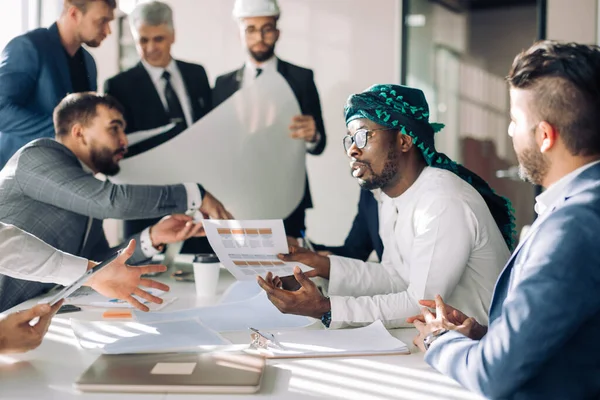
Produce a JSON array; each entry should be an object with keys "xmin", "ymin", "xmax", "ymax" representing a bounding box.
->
[{"xmin": 300, "ymin": 230, "xmax": 315, "ymax": 252}]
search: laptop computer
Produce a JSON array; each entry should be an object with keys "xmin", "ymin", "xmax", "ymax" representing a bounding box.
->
[{"xmin": 75, "ymin": 351, "xmax": 265, "ymax": 394}]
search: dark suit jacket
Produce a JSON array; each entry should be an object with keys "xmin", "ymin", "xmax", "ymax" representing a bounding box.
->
[
  {"xmin": 314, "ymin": 189, "xmax": 383, "ymax": 262},
  {"xmin": 425, "ymin": 163, "xmax": 600, "ymax": 399},
  {"xmin": 0, "ymin": 22, "xmax": 97, "ymax": 168},
  {"xmin": 104, "ymin": 60, "xmax": 212, "ymax": 244},
  {"xmin": 212, "ymin": 59, "xmax": 326, "ymax": 236},
  {"xmin": 104, "ymin": 60, "xmax": 211, "ymax": 134}
]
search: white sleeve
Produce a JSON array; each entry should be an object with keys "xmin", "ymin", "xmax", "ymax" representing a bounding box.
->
[
  {"xmin": 327, "ymin": 252, "xmax": 408, "ymax": 297},
  {"xmin": 0, "ymin": 223, "xmax": 88, "ymax": 286},
  {"xmin": 329, "ymin": 197, "xmax": 476, "ymax": 329}
]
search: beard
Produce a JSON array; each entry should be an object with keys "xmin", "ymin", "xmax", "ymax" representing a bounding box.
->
[
  {"xmin": 248, "ymin": 42, "xmax": 276, "ymax": 63},
  {"xmin": 351, "ymin": 146, "xmax": 400, "ymax": 191},
  {"xmin": 90, "ymin": 146, "xmax": 125, "ymax": 176},
  {"xmin": 517, "ymin": 146, "xmax": 549, "ymax": 185}
]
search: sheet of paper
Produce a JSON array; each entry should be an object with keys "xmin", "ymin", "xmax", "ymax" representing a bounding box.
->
[
  {"xmin": 250, "ymin": 320, "xmax": 409, "ymax": 358},
  {"xmin": 71, "ymin": 318, "xmax": 229, "ymax": 354},
  {"xmin": 203, "ymin": 219, "xmax": 312, "ymax": 280},
  {"xmin": 133, "ymin": 291, "xmax": 313, "ymax": 332},
  {"xmin": 112, "ymin": 72, "xmax": 306, "ymax": 220},
  {"xmin": 126, "ymin": 122, "xmax": 176, "ymax": 145},
  {"xmin": 63, "ymin": 287, "xmax": 172, "ymax": 310},
  {"xmin": 219, "ymin": 281, "xmax": 263, "ymax": 304}
]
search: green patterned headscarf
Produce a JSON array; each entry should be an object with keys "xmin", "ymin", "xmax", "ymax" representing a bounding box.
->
[{"xmin": 345, "ymin": 84, "xmax": 516, "ymax": 250}]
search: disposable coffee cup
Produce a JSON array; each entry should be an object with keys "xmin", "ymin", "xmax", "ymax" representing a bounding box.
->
[{"xmin": 192, "ymin": 253, "xmax": 221, "ymax": 297}]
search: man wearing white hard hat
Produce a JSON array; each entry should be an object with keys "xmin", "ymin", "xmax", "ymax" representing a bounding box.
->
[{"xmin": 213, "ymin": 0, "xmax": 327, "ymax": 239}]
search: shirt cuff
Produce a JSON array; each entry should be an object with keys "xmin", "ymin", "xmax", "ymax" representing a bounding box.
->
[
  {"xmin": 305, "ymin": 131, "xmax": 321, "ymax": 151},
  {"xmin": 183, "ymin": 182, "xmax": 203, "ymax": 213},
  {"xmin": 57, "ymin": 252, "xmax": 88, "ymax": 286},
  {"xmin": 326, "ymin": 255, "xmax": 345, "ymax": 295},
  {"xmin": 140, "ymin": 227, "xmax": 161, "ymax": 258}
]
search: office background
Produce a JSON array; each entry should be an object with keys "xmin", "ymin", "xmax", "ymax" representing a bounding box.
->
[{"xmin": 1, "ymin": 0, "xmax": 598, "ymax": 246}]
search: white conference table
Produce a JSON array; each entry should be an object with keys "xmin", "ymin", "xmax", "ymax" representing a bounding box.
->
[{"xmin": 0, "ymin": 256, "xmax": 482, "ymax": 400}]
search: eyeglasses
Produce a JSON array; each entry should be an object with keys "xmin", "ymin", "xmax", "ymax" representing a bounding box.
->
[
  {"xmin": 244, "ymin": 26, "xmax": 278, "ymax": 39},
  {"xmin": 342, "ymin": 128, "xmax": 397, "ymax": 152}
]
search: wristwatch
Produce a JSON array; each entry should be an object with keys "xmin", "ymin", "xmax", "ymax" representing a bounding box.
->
[{"xmin": 423, "ymin": 328, "xmax": 449, "ymax": 350}]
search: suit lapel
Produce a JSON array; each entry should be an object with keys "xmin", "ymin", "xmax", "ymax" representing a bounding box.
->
[
  {"xmin": 48, "ymin": 23, "xmax": 73, "ymax": 95},
  {"xmin": 176, "ymin": 60, "xmax": 202, "ymax": 121},
  {"xmin": 135, "ymin": 62, "xmax": 170, "ymax": 121}
]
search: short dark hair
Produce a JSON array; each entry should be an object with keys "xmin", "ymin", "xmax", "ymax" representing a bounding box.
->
[
  {"xmin": 53, "ymin": 92, "xmax": 125, "ymax": 137},
  {"xmin": 507, "ymin": 40, "xmax": 600, "ymax": 156},
  {"xmin": 65, "ymin": 0, "xmax": 117, "ymax": 13}
]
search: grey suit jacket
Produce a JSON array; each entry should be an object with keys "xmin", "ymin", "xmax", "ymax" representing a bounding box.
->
[{"xmin": 0, "ymin": 138, "xmax": 190, "ymax": 311}]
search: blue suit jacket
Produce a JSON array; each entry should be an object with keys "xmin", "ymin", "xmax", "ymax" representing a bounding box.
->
[
  {"xmin": 425, "ymin": 163, "xmax": 600, "ymax": 399},
  {"xmin": 0, "ymin": 23, "xmax": 97, "ymax": 167},
  {"xmin": 314, "ymin": 189, "xmax": 384, "ymax": 261}
]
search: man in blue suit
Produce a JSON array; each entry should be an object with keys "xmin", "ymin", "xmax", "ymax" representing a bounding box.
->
[
  {"xmin": 409, "ymin": 41, "xmax": 600, "ymax": 399},
  {"xmin": 0, "ymin": 0, "xmax": 116, "ymax": 167}
]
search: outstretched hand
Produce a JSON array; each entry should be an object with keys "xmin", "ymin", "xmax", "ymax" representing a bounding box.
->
[{"xmin": 88, "ymin": 240, "xmax": 170, "ymax": 312}]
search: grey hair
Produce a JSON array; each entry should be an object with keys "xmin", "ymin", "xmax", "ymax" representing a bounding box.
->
[{"xmin": 129, "ymin": 1, "xmax": 174, "ymax": 36}]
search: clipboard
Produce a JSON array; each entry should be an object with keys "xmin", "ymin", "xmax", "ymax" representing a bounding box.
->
[{"xmin": 246, "ymin": 321, "xmax": 410, "ymax": 359}]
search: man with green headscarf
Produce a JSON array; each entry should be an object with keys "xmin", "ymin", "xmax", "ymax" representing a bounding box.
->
[{"xmin": 257, "ymin": 84, "xmax": 514, "ymax": 329}]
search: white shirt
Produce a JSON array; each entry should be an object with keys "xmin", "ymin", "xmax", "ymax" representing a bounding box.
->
[
  {"xmin": 241, "ymin": 56, "xmax": 279, "ymax": 88},
  {"xmin": 0, "ymin": 223, "xmax": 87, "ymax": 286},
  {"xmin": 141, "ymin": 59, "xmax": 194, "ymax": 128},
  {"xmin": 535, "ymin": 160, "xmax": 600, "ymax": 216},
  {"xmin": 327, "ymin": 167, "xmax": 511, "ymax": 329}
]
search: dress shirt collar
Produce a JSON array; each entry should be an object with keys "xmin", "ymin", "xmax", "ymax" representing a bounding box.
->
[
  {"xmin": 535, "ymin": 160, "xmax": 600, "ymax": 215},
  {"xmin": 141, "ymin": 58, "xmax": 177, "ymax": 84},
  {"xmin": 244, "ymin": 56, "xmax": 278, "ymax": 77}
]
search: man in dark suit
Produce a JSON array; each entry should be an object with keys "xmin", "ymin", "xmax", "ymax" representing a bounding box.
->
[
  {"xmin": 212, "ymin": 0, "xmax": 327, "ymax": 238},
  {"xmin": 313, "ymin": 189, "xmax": 384, "ymax": 262},
  {"xmin": 0, "ymin": 0, "xmax": 116, "ymax": 168},
  {"xmin": 104, "ymin": 1, "xmax": 213, "ymax": 252}
]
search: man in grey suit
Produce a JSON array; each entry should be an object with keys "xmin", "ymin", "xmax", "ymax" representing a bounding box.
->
[
  {"xmin": 409, "ymin": 41, "xmax": 600, "ymax": 399},
  {"xmin": 0, "ymin": 92, "xmax": 232, "ymax": 311}
]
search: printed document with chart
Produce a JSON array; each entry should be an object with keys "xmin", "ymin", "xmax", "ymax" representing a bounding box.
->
[{"xmin": 203, "ymin": 219, "xmax": 312, "ymax": 280}]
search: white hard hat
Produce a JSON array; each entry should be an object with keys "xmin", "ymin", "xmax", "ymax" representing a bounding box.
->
[{"xmin": 232, "ymin": 0, "xmax": 280, "ymax": 19}]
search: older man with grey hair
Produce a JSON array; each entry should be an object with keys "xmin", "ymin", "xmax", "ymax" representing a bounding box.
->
[{"xmin": 104, "ymin": 0, "xmax": 213, "ymax": 253}]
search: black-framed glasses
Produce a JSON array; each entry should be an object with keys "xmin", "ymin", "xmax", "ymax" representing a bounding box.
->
[
  {"xmin": 244, "ymin": 25, "xmax": 278, "ymax": 38},
  {"xmin": 342, "ymin": 128, "xmax": 397, "ymax": 152}
]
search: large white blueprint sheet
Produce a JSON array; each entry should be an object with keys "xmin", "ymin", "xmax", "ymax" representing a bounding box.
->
[{"xmin": 112, "ymin": 73, "xmax": 306, "ymax": 220}]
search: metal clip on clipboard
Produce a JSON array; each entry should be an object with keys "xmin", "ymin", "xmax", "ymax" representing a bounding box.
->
[{"xmin": 249, "ymin": 327, "xmax": 286, "ymax": 351}]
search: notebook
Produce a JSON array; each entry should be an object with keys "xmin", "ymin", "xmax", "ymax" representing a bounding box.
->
[
  {"xmin": 75, "ymin": 351, "xmax": 265, "ymax": 394},
  {"xmin": 247, "ymin": 320, "xmax": 410, "ymax": 359}
]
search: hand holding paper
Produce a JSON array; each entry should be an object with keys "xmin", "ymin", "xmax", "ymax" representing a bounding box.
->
[
  {"xmin": 86, "ymin": 240, "xmax": 170, "ymax": 312},
  {"xmin": 289, "ymin": 115, "xmax": 317, "ymax": 142},
  {"xmin": 200, "ymin": 190, "xmax": 234, "ymax": 220},
  {"xmin": 278, "ymin": 245, "xmax": 331, "ymax": 279},
  {"xmin": 0, "ymin": 301, "xmax": 63, "ymax": 353},
  {"xmin": 150, "ymin": 214, "xmax": 205, "ymax": 248}
]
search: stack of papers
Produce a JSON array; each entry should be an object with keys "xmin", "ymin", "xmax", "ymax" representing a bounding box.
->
[
  {"xmin": 134, "ymin": 291, "xmax": 313, "ymax": 332},
  {"xmin": 249, "ymin": 321, "xmax": 409, "ymax": 359},
  {"xmin": 71, "ymin": 318, "xmax": 229, "ymax": 354}
]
